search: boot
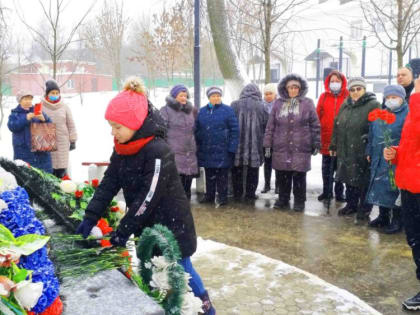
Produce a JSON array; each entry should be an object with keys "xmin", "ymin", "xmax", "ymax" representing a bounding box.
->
[
  {"xmin": 383, "ymin": 208, "xmax": 403, "ymax": 234},
  {"xmin": 200, "ymin": 291, "xmax": 216, "ymax": 315},
  {"xmin": 338, "ymin": 204, "xmax": 357, "ymax": 216},
  {"xmin": 273, "ymin": 199, "xmax": 289, "ymax": 209},
  {"xmin": 261, "ymin": 183, "xmax": 271, "ymax": 193},
  {"xmin": 368, "ymin": 207, "xmax": 390, "ymax": 228},
  {"xmin": 403, "ymin": 291, "xmax": 420, "ymax": 311},
  {"xmin": 293, "ymin": 201, "xmax": 305, "ymax": 212},
  {"xmin": 199, "ymin": 195, "xmax": 214, "ymax": 204},
  {"xmin": 317, "ymin": 192, "xmax": 331, "ymax": 201}
]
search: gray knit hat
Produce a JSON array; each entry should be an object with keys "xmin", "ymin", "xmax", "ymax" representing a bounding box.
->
[
  {"xmin": 263, "ymin": 83, "xmax": 277, "ymax": 94},
  {"xmin": 383, "ymin": 84, "xmax": 406, "ymax": 99},
  {"xmin": 16, "ymin": 90, "xmax": 33, "ymax": 102},
  {"xmin": 206, "ymin": 86, "xmax": 223, "ymax": 98},
  {"xmin": 348, "ymin": 77, "xmax": 366, "ymax": 90}
]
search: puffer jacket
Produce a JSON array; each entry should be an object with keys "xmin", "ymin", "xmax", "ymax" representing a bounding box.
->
[{"xmin": 316, "ymin": 71, "xmax": 349, "ymax": 155}]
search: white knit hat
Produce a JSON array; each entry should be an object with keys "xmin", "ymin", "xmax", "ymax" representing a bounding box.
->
[
  {"xmin": 16, "ymin": 90, "xmax": 34, "ymax": 102},
  {"xmin": 263, "ymin": 83, "xmax": 277, "ymax": 95}
]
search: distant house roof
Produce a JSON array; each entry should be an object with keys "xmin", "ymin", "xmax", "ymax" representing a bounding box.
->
[{"xmin": 304, "ymin": 49, "xmax": 334, "ymax": 61}]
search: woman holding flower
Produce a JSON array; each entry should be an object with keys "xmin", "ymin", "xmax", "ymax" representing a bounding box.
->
[
  {"xmin": 366, "ymin": 85, "xmax": 408, "ymax": 233},
  {"xmin": 329, "ymin": 77, "xmax": 379, "ymax": 222}
]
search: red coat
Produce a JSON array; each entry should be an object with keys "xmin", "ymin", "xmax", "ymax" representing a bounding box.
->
[
  {"xmin": 316, "ymin": 72, "xmax": 349, "ymax": 155},
  {"xmin": 393, "ymin": 92, "xmax": 420, "ymax": 193}
]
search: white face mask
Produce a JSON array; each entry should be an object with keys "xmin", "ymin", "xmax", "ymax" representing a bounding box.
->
[
  {"xmin": 329, "ymin": 82, "xmax": 342, "ymax": 92},
  {"xmin": 385, "ymin": 98, "xmax": 402, "ymax": 111}
]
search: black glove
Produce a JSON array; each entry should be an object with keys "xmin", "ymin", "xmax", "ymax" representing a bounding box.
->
[
  {"xmin": 76, "ymin": 218, "xmax": 97, "ymax": 239},
  {"xmin": 110, "ymin": 230, "xmax": 130, "ymax": 247},
  {"xmin": 70, "ymin": 142, "xmax": 76, "ymax": 151}
]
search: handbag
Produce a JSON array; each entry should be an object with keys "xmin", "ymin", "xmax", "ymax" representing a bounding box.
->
[{"xmin": 30, "ymin": 122, "xmax": 57, "ymax": 152}]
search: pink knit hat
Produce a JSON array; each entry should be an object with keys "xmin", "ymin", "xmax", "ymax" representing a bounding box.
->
[{"xmin": 105, "ymin": 78, "xmax": 148, "ymax": 130}]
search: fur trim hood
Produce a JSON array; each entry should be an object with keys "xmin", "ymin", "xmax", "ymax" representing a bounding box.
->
[{"xmin": 278, "ymin": 73, "xmax": 309, "ymax": 99}]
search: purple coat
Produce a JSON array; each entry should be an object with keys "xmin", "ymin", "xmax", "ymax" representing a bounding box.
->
[
  {"xmin": 263, "ymin": 74, "xmax": 320, "ymax": 172},
  {"xmin": 160, "ymin": 96, "xmax": 198, "ymax": 176}
]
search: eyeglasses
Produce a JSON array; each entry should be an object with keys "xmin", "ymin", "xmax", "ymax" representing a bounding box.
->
[
  {"xmin": 349, "ymin": 87, "xmax": 363, "ymax": 92},
  {"xmin": 287, "ymin": 85, "xmax": 300, "ymax": 90}
]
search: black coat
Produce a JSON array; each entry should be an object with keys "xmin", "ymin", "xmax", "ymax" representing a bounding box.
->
[{"xmin": 85, "ymin": 105, "xmax": 197, "ymax": 258}]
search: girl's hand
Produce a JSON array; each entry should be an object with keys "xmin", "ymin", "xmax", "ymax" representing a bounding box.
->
[
  {"xmin": 383, "ymin": 147, "xmax": 397, "ymax": 161},
  {"xmin": 26, "ymin": 113, "xmax": 35, "ymax": 121}
]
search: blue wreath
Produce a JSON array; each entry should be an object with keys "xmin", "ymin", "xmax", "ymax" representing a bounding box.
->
[{"xmin": 0, "ymin": 187, "xmax": 59, "ymax": 313}]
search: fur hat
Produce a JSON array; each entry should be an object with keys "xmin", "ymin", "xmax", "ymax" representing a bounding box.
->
[
  {"xmin": 383, "ymin": 84, "xmax": 406, "ymax": 100},
  {"xmin": 45, "ymin": 79, "xmax": 60, "ymax": 96},
  {"xmin": 170, "ymin": 84, "xmax": 189, "ymax": 98},
  {"xmin": 263, "ymin": 83, "xmax": 277, "ymax": 95},
  {"xmin": 206, "ymin": 86, "xmax": 223, "ymax": 98},
  {"xmin": 348, "ymin": 77, "xmax": 366, "ymax": 90},
  {"xmin": 16, "ymin": 90, "xmax": 33, "ymax": 102},
  {"xmin": 105, "ymin": 77, "xmax": 148, "ymax": 130}
]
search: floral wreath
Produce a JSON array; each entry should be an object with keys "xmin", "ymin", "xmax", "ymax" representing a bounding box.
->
[{"xmin": 137, "ymin": 224, "xmax": 202, "ymax": 315}]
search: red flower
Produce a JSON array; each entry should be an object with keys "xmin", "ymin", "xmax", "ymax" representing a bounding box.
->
[
  {"xmin": 368, "ymin": 108, "xmax": 381, "ymax": 122},
  {"xmin": 110, "ymin": 206, "xmax": 119, "ymax": 212},
  {"xmin": 84, "ymin": 180, "xmax": 89, "ymax": 184},
  {"xmin": 74, "ymin": 190, "xmax": 83, "ymax": 199},
  {"xmin": 91, "ymin": 179, "xmax": 99, "ymax": 188},
  {"xmin": 61, "ymin": 175, "xmax": 71, "ymax": 181},
  {"xmin": 121, "ymin": 251, "xmax": 130, "ymax": 258},
  {"xmin": 101, "ymin": 239, "xmax": 112, "ymax": 247},
  {"xmin": 384, "ymin": 111, "xmax": 396, "ymax": 124},
  {"xmin": 96, "ymin": 218, "xmax": 113, "ymax": 235}
]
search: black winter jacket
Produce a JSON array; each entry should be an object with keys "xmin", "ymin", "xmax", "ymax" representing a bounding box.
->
[{"xmin": 84, "ymin": 105, "xmax": 197, "ymax": 258}]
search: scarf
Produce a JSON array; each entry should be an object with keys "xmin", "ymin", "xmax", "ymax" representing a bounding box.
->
[
  {"xmin": 279, "ymin": 98, "xmax": 300, "ymax": 117},
  {"xmin": 114, "ymin": 136, "xmax": 155, "ymax": 155}
]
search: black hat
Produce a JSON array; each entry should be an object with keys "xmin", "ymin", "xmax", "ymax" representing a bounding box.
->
[{"xmin": 45, "ymin": 79, "xmax": 60, "ymax": 96}]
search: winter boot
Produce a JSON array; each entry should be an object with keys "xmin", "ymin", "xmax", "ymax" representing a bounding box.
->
[
  {"xmin": 354, "ymin": 207, "xmax": 371, "ymax": 225},
  {"xmin": 199, "ymin": 195, "xmax": 214, "ymax": 204},
  {"xmin": 383, "ymin": 208, "xmax": 403, "ymax": 234},
  {"xmin": 335, "ymin": 195, "xmax": 346, "ymax": 203},
  {"xmin": 293, "ymin": 201, "xmax": 305, "ymax": 212},
  {"xmin": 273, "ymin": 199, "xmax": 289, "ymax": 209},
  {"xmin": 338, "ymin": 204, "xmax": 357, "ymax": 216},
  {"xmin": 368, "ymin": 207, "xmax": 390, "ymax": 228},
  {"xmin": 261, "ymin": 183, "xmax": 271, "ymax": 193},
  {"xmin": 403, "ymin": 291, "xmax": 420, "ymax": 311},
  {"xmin": 200, "ymin": 291, "xmax": 216, "ymax": 315}
]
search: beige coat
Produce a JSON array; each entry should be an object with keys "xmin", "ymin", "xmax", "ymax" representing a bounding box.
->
[{"xmin": 42, "ymin": 97, "xmax": 77, "ymax": 169}]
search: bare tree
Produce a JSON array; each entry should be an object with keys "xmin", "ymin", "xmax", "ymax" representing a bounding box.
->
[
  {"xmin": 0, "ymin": 4, "xmax": 12, "ymax": 137},
  {"xmin": 15, "ymin": 0, "xmax": 96, "ymax": 79},
  {"xmin": 82, "ymin": 0, "xmax": 128, "ymax": 90},
  {"xmin": 361, "ymin": 0, "xmax": 420, "ymax": 67},
  {"xmin": 228, "ymin": 0, "xmax": 308, "ymax": 84}
]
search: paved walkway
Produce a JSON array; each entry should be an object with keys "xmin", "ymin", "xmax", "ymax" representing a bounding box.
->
[{"xmin": 192, "ymin": 238, "xmax": 381, "ymax": 315}]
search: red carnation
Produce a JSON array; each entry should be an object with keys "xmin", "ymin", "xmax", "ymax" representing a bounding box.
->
[
  {"xmin": 74, "ymin": 190, "xmax": 83, "ymax": 199},
  {"xmin": 91, "ymin": 179, "xmax": 99, "ymax": 188},
  {"xmin": 101, "ymin": 239, "xmax": 112, "ymax": 248},
  {"xmin": 384, "ymin": 111, "xmax": 396, "ymax": 124},
  {"xmin": 368, "ymin": 108, "xmax": 381, "ymax": 122},
  {"xmin": 96, "ymin": 218, "xmax": 113, "ymax": 235},
  {"xmin": 61, "ymin": 175, "xmax": 71, "ymax": 181},
  {"xmin": 110, "ymin": 206, "xmax": 119, "ymax": 212}
]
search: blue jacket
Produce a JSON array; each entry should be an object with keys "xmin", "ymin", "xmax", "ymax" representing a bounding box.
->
[
  {"xmin": 7, "ymin": 105, "xmax": 53, "ymax": 173},
  {"xmin": 195, "ymin": 103, "xmax": 239, "ymax": 168},
  {"xmin": 366, "ymin": 103, "xmax": 409, "ymax": 208}
]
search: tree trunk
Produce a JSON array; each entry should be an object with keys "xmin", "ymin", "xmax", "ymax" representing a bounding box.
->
[
  {"xmin": 264, "ymin": 0, "xmax": 272, "ymax": 84},
  {"xmin": 207, "ymin": 0, "xmax": 249, "ymax": 99}
]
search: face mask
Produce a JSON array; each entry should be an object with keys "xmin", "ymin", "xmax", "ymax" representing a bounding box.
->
[
  {"xmin": 385, "ymin": 98, "xmax": 402, "ymax": 111},
  {"xmin": 329, "ymin": 82, "xmax": 342, "ymax": 92},
  {"xmin": 49, "ymin": 95, "xmax": 59, "ymax": 101}
]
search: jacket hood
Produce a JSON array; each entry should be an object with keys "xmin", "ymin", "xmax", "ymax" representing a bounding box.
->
[
  {"xmin": 165, "ymin": 95, "xmax": 193, "ymax": 114},
  {"xmin": 324, "ymin": 70, "xmax": 348, "ymax": 96},
  {"xmin": 278, "ymin": 74, "xmax": 309, "ymax": 99},
  {"xmin": 131, "ymin": 100, "xmax": 166, "ymax": 141},
  {"xmin": 240, "ymin": 83, "xmax": 262, "ymax": 100}
]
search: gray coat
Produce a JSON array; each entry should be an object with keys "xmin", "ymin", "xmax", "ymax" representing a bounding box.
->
[
  {"xmin": 231, "ymin": 84, "xmax": 267, "ymax": 168},
  {"xmin": 263, "ymin": 74, "xmax": 320, "ymax": 172},
  {"xmin": 160, "ymin": 96, "xmax": 198, "ymax": 176}
]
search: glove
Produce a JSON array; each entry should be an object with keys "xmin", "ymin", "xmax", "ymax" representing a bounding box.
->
[
  {"xmin": 70, "ymin": 142, "xmax": 76, "ymax": 151},
  {"xmin": 110, "ymin": 230, "xmax": 130, "ymax": 247},
  {"xmin": 265, "ymin": 148, "xmax": 271, "ymax": 158},
  {"xmin": 76, "ymin": 218, "xmax": 97, "ymax": 239},
  {"xmin": 312, "ymin": 148, "xmax": 319, "ymax": 156}
]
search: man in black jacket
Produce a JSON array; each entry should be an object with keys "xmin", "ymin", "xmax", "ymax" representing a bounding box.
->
[
  {"xmin": 397, "ymin": 67, "xmax": 414, "ymax": 103},
  {"xmin": 76, "ymin": 77, "xmax": 215, "ymax": 315}
]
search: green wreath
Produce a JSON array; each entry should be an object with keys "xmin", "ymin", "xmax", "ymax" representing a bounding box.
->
[{"xmin": 137, "ymin": 224, "xmax": 187, "ymax": 315}]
